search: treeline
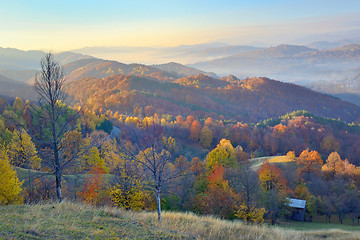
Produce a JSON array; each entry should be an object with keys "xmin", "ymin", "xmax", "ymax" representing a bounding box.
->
[{"xmin": 102, "ymin": 109, "xmax": 360, "ymax": 165}]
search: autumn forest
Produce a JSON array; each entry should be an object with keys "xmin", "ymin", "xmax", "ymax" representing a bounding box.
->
[{"xmin": 0, "ymin": 46, "xmax": 360, "ymax": 233}]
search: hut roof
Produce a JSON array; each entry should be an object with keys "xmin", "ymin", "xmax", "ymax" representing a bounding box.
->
[{"xmin": 287, "ymin": 198, "xmax": 306, "ymax": 209}]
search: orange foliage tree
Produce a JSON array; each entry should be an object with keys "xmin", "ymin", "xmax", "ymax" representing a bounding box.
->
[
  {"xmin": 321, "ymin": 152, "xmax": 360, "ymax": 182},
  {"xmin": 297, "ymin": 149, "xmax": 323, "ymax": 178},
  {"xmin": 258, "ymin": 163, "xmax": 288, "ymax": 193},
  {"xmin": 194, "ymin": 165, "xmax": 239, "ymax": 218},
  {"xmin": 189, "ymin": 120, "xmax": 201, "ymax": 142},
  {"xmin": 78, "ymin": 166, "xmax": 104, "ymax": 205}
]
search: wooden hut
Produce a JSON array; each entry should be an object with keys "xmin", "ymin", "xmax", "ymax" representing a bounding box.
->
[{"xmin": 287, "ymin": 198, "xmax": 306, "ymax": 221}]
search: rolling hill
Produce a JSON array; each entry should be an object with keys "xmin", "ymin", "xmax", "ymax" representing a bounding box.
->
[
  {"xmin": 61, "ymin": 59, "xmax": 217, "ymax": 83},
  {"xmin": 62, "ymin": 58, "xmax": 176, "ymax": 82},
  {"xmin": 0, "ymin": 74, "xmax": 28, "ymax": 96},
  {"xmin": 66, "ymin": 73, "xmax": 360, "ymax": 123}
]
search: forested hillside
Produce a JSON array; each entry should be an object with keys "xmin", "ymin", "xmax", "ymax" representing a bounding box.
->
[
  {"xmin": 62, "ymin": 59, "xmax": 215, "ymax": 83},
  {"xmin": 66, "ymin": 73, "xmax": 360, "ymax": 123}
]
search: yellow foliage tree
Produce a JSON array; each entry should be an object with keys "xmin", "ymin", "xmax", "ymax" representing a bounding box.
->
[
  {"xmin": 206, "ymin": 139, "xmax": 237, "ymax": 170},
  {"xmin": 80, "ymin": 147, "xmax": 109, "ymax": 173},
  {"xmin": 162, "ymin": 136, "xmax": 176, "ymax": 153},
  {"xmin": 321, "ymin": 152, "xmax": 344, "ymax": 178},
  {"xmin": 110, "ymin": 183, "xmax": 148, "ymax": 211},
  {"xmin": 109, "ymin": 156, "xmax": 149, "ymax": 211},
  {"xmin": 0, "ymin": 145, "xmax": 23, "ymax": 205},
  {"xmin": 286, "ymin": 151, "xmax": 295, "ymax": 160},
  {"xmin": 8, "ymin": 129, "xmax": 41, "ymax": 170},
  {"xmin": 235, "ymin": 205, "xmax": 266, "ymax": 223},
  {"xmin": 13, "ymin": 97, "xmax": 24, "ymax": 114},
  {"xmin": 60, "ymin": 130, "xmax": 88, "ymax": 174},
  {"xmin": 100, "ymin": 140, "xmax": 121, "ymax": 171}
]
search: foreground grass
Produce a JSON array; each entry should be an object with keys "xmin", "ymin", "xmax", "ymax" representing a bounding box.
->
[{"xmin": 1, "ymin": 202, "xmax": 360, "ymax": 240}]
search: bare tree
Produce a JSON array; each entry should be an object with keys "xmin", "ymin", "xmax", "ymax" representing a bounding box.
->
[
  {"xmin": 34, "ymin": 53, "xmax": 76, "ymax": 202},
  {"xmin": 117, "ymin": 121, "xmax": 186, "ymax": 222}
]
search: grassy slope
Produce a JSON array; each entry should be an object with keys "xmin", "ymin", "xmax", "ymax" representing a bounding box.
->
[
  {"xmin": 268, "ymin": 156, "xmax": 294, "ymax": 163},
  {"xmin": 250, "ymin": 156, "xmax": 276, "ymax": 170},
  {"xmin": 281, "ymin": 220, "xmax": 360, "ymax": 232},
  {"xmin": 1, "ymin": 202, "xmax": 360, "ymax": 240},
  {"xmin": 250, "ymin": 155, "xmax": 295, "ymax": 170}
]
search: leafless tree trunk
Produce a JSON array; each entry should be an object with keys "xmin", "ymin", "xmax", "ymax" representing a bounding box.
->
[
  {"xmin": 34, "ymin": 53, "xmax": 69, "ymax": 202},
  {"xmin": 117, "ymin": 121, "xmax": 186, "ymax": 222}
]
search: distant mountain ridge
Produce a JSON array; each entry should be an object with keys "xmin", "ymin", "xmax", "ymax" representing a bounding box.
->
[
  {"xmin": 0, "ymin": 46, "xmax": 216, "ymax": 86},
  {"xmin": 151, "ymin": 62, "xmax": 218, "ymax": 78},
  {"xmin": 0, "ymin": 47, "xmax": 93, "ymax": 70},
  {"xmin": 191, "ymin": 43, "xmax": 360, "ymax": 84},
  {"xmin": 0, "ymin": 69, "xmax": 37, "ymax": 83},
  {"xmin": 307, "ymin": 39, "xmax": 360, "ymax": 50},
  {"xmin": 0, "ymin": 47, "xmax": 95, "ymax": 84},
  {"xmin": 72, "ymin": 43, "xmax": 263, "ymax": 64}
]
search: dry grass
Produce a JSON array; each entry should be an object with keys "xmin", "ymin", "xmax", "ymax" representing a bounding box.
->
[
  {"xmin": 101, "ymin": 205, "xmax": 360, "ymax": 240},
  {"xmin": 131, "ymin": 211, "xmax": 305, "ymax": 240},
  {"xmin": 1, "ymin": 202, "xmax": 359, "ymax": 239},
  {"xmin": 268, "ymin": 156, "xmax": 294, "ymax": 163}
]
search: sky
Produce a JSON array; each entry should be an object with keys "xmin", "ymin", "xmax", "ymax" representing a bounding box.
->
[{"xmin": 1, "ymin": 0, "xmax": 360, "ymax": 51}]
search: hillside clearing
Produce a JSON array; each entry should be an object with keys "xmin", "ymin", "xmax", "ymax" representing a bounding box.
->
[
  {"xmin": 250, "ymin": 155, "xmax": 294, "ymax": 170},
  {"xmin": 268, "ymin": 156, "xmax": 294, "ymax": 163}
]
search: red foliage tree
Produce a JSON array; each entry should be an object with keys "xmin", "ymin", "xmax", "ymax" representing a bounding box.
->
[
  {"xmin": 78, "ymin": 166, "xmax": 104, "ymax": 205},
  {"xmin": 194, "ymin": 165, "xmax": 239, "ymax": 218}
]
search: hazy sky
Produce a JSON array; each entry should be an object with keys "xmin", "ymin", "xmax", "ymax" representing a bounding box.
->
[{"xmin": 1, "ymin": 0, "xmax": 360, "ymax": 51}]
